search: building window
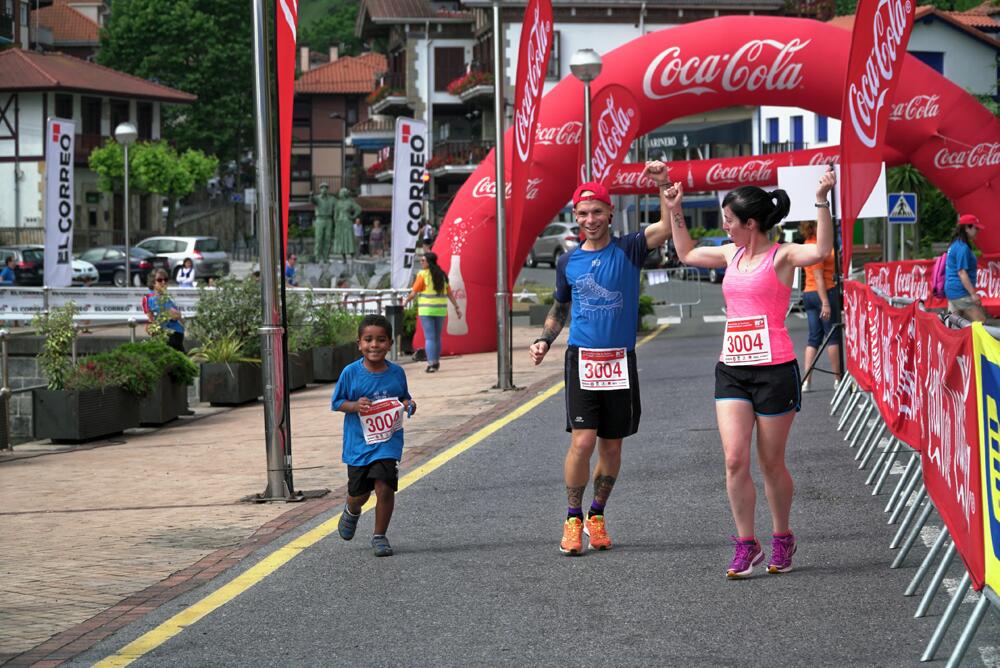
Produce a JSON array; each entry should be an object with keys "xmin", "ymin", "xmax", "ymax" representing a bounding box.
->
[
  {"xmin": 292, "ymin": 98, "xmax": 310, "ymax": 126},
  {"xmin": 137, "ymin": 102, "xmax": 153, "ymax": 139},
  {"xmin": 791, "ymin": 115, "xmax": 803, "ymax": 150},
  {"xmin": 3, "ymin": 0, "xmax": 12, "ymax": 16},
  {"xmin": 816, "ymin": 114, "xmax": 828, "ymax": 143},
  {"xmin": 81, "ymin": 96, "xmax": 102, "ymax": 135},
  {"xmin": 346, "ymin": 102, "xmax": 358, "ymax": 125},
  {"xmin": 435, "ymin": 46, "xmax": 465, "ymax": 92},
  {"xmin": 54, "ymin": 94, "xmax": 73, "ymax": 120},
  {"xmin": 110, "ymin": 98, "xmax": 129, "ymax": 131},
  {"xmin": 546, "ymin": 31, "xmax": 560, "ymax": 80},
  {"xmin": 291, "ymin": 153, "xmax": 311, "ymax": 179},
  {"xmin": 767, "ymin": 117, "xmax": 779, "ymax": 143},
  {"xmin": 20, "ymin": 0, "xmax": 27, "ymax": 25},
  {"xmin": 910, "ymin": 51, "xmax": 944, "ymax": 74}
]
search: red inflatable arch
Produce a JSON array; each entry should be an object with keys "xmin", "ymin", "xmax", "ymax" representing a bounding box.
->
[{"xmin": 427, "ymin": 16, "xmax": 1000, "ymax": 355}]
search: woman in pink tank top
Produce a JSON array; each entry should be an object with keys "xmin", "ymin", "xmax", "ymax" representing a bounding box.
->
[{"xmin": 642, "ymin": 160, "xmax": 836, "ymax": 579}]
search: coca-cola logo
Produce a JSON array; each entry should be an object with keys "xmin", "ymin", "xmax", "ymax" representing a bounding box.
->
[
  {"xmin": 846, "ymin": 0, "xmax": 912, "ymax": 148},
  {"xmin": 642, "ymin": 39, "xmax": 810, "ymax": 100},
  {"xmin": 933, "ymin": 142, "xmax": 1000, "ymax": 170},
  {"xmin": 705, "ymin": 159, "xmax": 775, "ymax": 186},
  {"xmin": 611, "ymin": 168, "xmax": 658, "ymax": 189},
  {"xmin": 587, "ymin": 94, "xmax": 637, "ymax": 183},
  {"xmin": 513, "ymin": 3, "xmax": 551, "ymax": 163},
  {"xmin": 889, "ymin": 93, "xmax": 940, "ymax": 121},
  {"xmin": 808, "ymin": 152, "xmax": 839, "ymax": 166},
  {"xmin": 535, "ymin": 121, "xmax": 583, "ymax": 146},
  {"xmin": 472, "ymin": 176, "xmax": 542, "ymax": 200}
]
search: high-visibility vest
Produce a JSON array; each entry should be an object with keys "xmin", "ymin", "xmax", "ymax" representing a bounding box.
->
[{"xmin": 415, "ymin": 269, "xmax": 449, "ymax": 317}]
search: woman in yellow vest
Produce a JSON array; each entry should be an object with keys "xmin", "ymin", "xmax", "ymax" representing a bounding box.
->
[{"xmin": 403, "ymin": 252, "xmax": 461, "ymax": 373}]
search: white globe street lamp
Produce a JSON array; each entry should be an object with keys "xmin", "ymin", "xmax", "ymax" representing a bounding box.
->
[
  {"xmin": 114, "ymin": 122, "xmax": 139, "ymax": 287},
  {"xmin": 570, "ymin": 49, "xmax": 603, "ymax": 182}
]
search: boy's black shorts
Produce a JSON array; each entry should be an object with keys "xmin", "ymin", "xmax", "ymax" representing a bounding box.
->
[
  {"xmin": 715, "ymin": 359, "xmax": 802, "ymax": 416},
  {"xmin": 347, "ymin": 458, "xmax": 399, "ymax": 497},
  {"xmin": 564, "ymin": 346, "xmax": 641, "ymax": 439}
]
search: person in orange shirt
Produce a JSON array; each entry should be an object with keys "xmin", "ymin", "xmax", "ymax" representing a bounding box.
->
[{"xmin": 799, "ymin": 219, "xmax": 842, "ymax": 392}]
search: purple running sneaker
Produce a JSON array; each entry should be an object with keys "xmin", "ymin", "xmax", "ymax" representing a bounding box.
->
[
  {"xmin": 767, "ymin": 533, "xmax": 797, "ymax": 574},
  {"xmin": 726, "ymin": 536, "xmax": 764, "ymax": 579}
]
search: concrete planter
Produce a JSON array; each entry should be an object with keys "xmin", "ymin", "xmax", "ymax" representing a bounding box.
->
[
  {"xmin": 337, "ymin": 342, "xmax": 361, "ymax": 366},
  {"xmin": 288, "ymin": 349, "xmax": 315, "ymax": 391},
  {"xmin": 313, "ymin": 346, "xmax": 344, "ymax": 383},
  {"xmin": 199, "ymin": 362, "xmax": 262, "ymax": 406},
  {"xmin": 138, "ymin": 375, "xmax": 189, "ymax": 426},
  {"xmin": 33, "ymin": 386, "xmax": 139, "ymax": 442}
]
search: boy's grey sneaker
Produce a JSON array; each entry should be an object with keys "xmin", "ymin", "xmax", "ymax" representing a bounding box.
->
[
  {"xmin": 371, "ymin": 534, "xmax": 393, "ymax": 557},
  {"xmin": 338, "ymin": 505, "xmax": 359, "ymax": 541}
]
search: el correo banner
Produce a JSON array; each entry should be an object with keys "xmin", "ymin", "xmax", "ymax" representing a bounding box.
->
[
  {"xmin": 44, "ymin": 117, "xmax": 75, "ymax": 287},
  {"xmin": 390, "ymin": 117, "xmax": 427, "ymax": 291}
]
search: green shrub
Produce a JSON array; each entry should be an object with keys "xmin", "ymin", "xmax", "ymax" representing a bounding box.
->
[
  {"xmin": 402, "ymin": 307, "xmax": 416, "ymax": 338},
  {"xmin": 188, "ymin": 335, "xmax": 260, "ymax": 364},
  {"xmin": 312, "ymin": 301, "xmax": 362, "ymax": 346},
  {"xmin": 34, "ymin": 302, "xmax": 78, "ymax": 390},
  {"xmin": 188, "ymin": 276, "xmax": 262, "ymax": 357},
  {"xmin": 63, "ymin": 348, "xmax": 159, "ymax": 396},
  {"xmin": 116, "ymin": 341, "xmax": 199, "ymax": 385},
  {"xmin": 638, "ymin": 294, "xmax": 655, "ymax": 318}
]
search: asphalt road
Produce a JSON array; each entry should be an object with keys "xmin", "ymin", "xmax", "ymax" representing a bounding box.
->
[{"xmin": 77, "ymin": 324, "xmax": 999, "ymax": 667}]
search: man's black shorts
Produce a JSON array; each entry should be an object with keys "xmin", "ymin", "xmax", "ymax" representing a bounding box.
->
[
  {"xmin": 564, "ymin": 346, "xmax": 641, "ymax": 439},
  {"xmin": 346, "ymin": 458, "xmax": 399, "ymax": 497},
  {"xmin": 715, "ymin": 359, "xmax": 801, "ymax": 416}
]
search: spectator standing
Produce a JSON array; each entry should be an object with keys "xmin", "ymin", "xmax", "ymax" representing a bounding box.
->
[
  {"xmin": 369, "ymin": 219, "xmax": 386, "ymax": 257},
  {"xmin": 176, "ymin": 257, "xmax": 196, "ymax": 288},
  {"xmin": 353, "ymin": 217, "xmax": 367, "ymax": 255},
  {"xmin": 403, "ymin": 252, "xmax": 461, "ymax": 373},
  {"xmin": 143, "ymin": 269, "xmax": 185, "ymax": 352},
  {"xmin": 0, "ymin": 256, "xmax": 14, "ymax": 285},
  {"xmin": 945, "ymin": 213, "xmax": 987, "ymax": 322},
  {"xmin": 799, "ymin": 219, "xmax": 842, "ymax": 392},
  {"xmin": 285, "ymin": 254, "xmax": 299, "ymax": 287}
]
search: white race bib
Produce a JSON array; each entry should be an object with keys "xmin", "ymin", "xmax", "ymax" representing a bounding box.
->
[
  {"xmin": 359, "ymin": 398, "xmax": 405, "ymax": 445},
  {"xmin": 578, "ymin": 348, "xmax": 629, "ymax": 390},
  {"xmin": 722, "ymin": 315, "xmax": 772, "ymax": 366}
]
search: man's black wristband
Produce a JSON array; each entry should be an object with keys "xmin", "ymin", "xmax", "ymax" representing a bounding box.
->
[{"xmin": 533, "ymin": 337, "xmax": 553, "ymax": 348}]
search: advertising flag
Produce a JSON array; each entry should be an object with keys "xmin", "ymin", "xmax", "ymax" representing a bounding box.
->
[
  {"xmin": 391, "ymin": 118, "xmax": 428, "ymax": 290},
  {"xmin": 44, "ymin": 118, "xmax": 75, "ymax": 287},
  {"xmin": 577, "ymin": 84, "xmax": 642, "ymax": 187},
  {"xmin": 508, "ymin": 0, "xmax": 553, "ymax": 280},
  {"xmin": 838, "ymin": 0, "xmax": 916, "ymax": 275},
  {"xmin": 276, "ymin": 0, "xmax": 298, "ymax": 256}
]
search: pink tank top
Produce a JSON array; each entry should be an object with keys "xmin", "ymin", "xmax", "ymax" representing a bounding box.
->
[{"xmin": 720, "ymin": 244, "xmax": 795, "ymax": 365}]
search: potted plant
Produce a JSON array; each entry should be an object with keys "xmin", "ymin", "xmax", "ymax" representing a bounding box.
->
[
  {"xmin": 190, "ymin": 335, "xmax": 262, "ymax": 405},
  {"xmin": 285, "ymin": 290, "xmax": 315, "ymax": 391},
  {"xmin": 311, "ymin": 302, "xmax": 360, "ymax": 382},
  {"xmin": 400, "ymin": 307, "xmax": 416, "ymax": 355},
  {"xmin": 117, "ymin": 341, "xmax": 199, "ymax": 425}
]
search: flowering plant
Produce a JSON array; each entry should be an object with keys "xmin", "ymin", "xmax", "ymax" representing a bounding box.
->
[
  {"xmin": 446, "ymin": 71, "xmax": 493, "ymax": 96},
  {"xmin": 367, "ymin": 157, "xmax": 393, "ymax": 177},
  {"xmin": 365, "ymin": 84, "xmax": 405, "ymax": 106}
]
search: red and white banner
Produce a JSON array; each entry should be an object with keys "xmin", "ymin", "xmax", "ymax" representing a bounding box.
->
[
  {"xmin": 276, "ymin": 0, "xmax": 298, "ymax": 258},
  {"xmin": 866, "ymin": 289, "xmax": 920, "ymax": 445},
  {"xmin": 866, "ymin": 255, "xmax": 1000, "ymax": 312},
  {"xmin": 843, "ymin": 281, "xmax": 873, "ymax": 393},
  {"xmin": 578, "ymin": 84, "xmax": 642, "ymax": 187},
  {"xmin": 838, "ymin": 0, "xmax": 916, "ymax": 275},
  {"xmin": 508, "ymin": 0, "xmax": 553, "ymax": 280}
]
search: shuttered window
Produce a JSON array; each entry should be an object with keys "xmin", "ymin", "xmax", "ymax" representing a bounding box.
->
[{"xmin": 435, "ymin": 47, "xmax": 466, "ymax": 91}]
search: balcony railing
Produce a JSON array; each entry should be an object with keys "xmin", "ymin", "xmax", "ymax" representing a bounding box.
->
[
  {"xmin": 427, "ymin": 139, "xmax": 495, "ymax": 175},
  {"xmin": 762, "ymin": 141, "xmax": 808, "ymax": 154}
]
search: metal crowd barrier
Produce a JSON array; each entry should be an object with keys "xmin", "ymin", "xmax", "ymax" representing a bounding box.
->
[
  {"xmin": 829, "ymin": 334, "xmax": 999, "ymax": 666},
  {"xmin": 643, "ymin": 266, "xmax": 703, "ymax": 320}
]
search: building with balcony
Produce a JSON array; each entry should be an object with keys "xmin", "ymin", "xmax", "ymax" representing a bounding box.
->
[
  {"xmin": 28, "ymin": 0, "xmax": 106, "ymax": 59},
  {"xmin": 1, "ymin": 0, "xmax": 31, "ymax": 49},
  {"xmin": 0, "ymin": 48, "xmax": 196, "ymax": 247}
]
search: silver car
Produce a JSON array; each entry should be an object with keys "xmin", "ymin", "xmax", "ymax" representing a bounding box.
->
[
  {"xmin": 134, "ymin": 236, "xmax": 231, "ymax": 280},
  {"xmin": 526, "ymin": 222, "xmax": 580, "ymax": 268}
]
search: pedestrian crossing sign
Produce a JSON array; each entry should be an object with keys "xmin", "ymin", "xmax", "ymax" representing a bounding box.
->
[{"xmin": 887, "ymin": 192, "xmax": 917, "ymax": 224}]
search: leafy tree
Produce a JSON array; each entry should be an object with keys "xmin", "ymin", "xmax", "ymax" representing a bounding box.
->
[
  {"xmin": 89, "ymin": 140, "xmax": 218, "ymax": 233},
  {"xmin": 887, "ymin": 164, "xmax": 957, "ymax": 256},
  {"xmin": 299, "ymin": 0, "xmax": 362, "ymax": 56},
  {"xmin": 98, "ymin": 0, "xmax": 253, "ymax": 172}
]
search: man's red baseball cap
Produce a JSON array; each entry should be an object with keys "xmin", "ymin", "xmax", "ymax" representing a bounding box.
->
[
  {"xmin": 959, "ymin": 213, "xmax": 985, "ymax": 230},
  {"xmin": 572, "ymin": 181, "xmax": 612, "ymax": 208}
]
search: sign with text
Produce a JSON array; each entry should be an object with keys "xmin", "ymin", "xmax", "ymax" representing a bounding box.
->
[
  {"xmin": 972, "ymin": 324, "xmax": 1000, "ymax": 592},
  {"xmin": 44, "ymin": 117, "xmax": 75, "ymax": 287},
  {"xmin": 390, "ymin": 118, "xmax": 427, "ymax": 291}
]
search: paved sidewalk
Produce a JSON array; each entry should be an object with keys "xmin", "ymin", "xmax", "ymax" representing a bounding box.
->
[{"xmin": 0, "ymin": 325, "xmax": 571, "ymax": 665}]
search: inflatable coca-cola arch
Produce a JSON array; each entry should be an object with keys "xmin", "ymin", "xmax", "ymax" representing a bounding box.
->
[{"xmin": 427, "ymin": 16, "xmax": 1000, "ymax": 355}]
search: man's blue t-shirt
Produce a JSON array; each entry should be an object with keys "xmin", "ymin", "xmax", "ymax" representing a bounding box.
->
[
  {"xmin": 0, "ymin": 266, "xmax": 14, "ymax": 285},
  {"xmin": 554, "ymin": 232, "xmax": 650, "ymax": 351},
  {"xmin": 145, "ymin": 292, "xmax": 184, "ymax": 333},
  {"xmin": 944, "ymin": 239, "xmax": 977, "ymax": 300},
  {"xmin": 285, "ymin": 264, "xmax": 297, "ymax": 286},
  {"xmin": 331, "ymin": 359, "xmax": 412, "ymax": 466}
]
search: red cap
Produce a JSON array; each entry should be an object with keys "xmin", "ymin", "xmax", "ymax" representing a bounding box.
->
[
  {"xmin": 572, "ymin": 181, "xmax": 612, "ymax": 208},
  {"xmin": 959, "ymin": 213, "xmax": 985, "ymax": 230}
]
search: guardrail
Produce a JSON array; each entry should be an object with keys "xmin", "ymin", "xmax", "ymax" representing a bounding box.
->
[{"xmin": 643, "ymin": 266, "xmax": 703, "ymax": 320}]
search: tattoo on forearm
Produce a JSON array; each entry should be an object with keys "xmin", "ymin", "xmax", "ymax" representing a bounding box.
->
[
  {"xmin": 566, "ymin": 485, "xmax": 585, "ymax": 508},
  {"xmin": 541, "ymin": 301, "xmax": 570, "ymax": 343},
  {"xmin": 593, "ymin": 474, "xmax": 617, "ymax": 505},
  {"xmin": 672, "ymin": 212, "xmax": 686, "ymax": 229}
]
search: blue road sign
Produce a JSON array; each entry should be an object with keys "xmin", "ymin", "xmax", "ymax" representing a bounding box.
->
[{"xmin": 887, "ymin": 192, "xmax": 917, "ymax": 224}]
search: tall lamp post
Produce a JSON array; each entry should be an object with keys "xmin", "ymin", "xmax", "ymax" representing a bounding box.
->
[
  {"xmin": 329, "ymin": 112, "xmax": 348, "ymax": 191},
  {"xmin": 114, "ymin": 122, "xmax": 138, "ymax": 287},
  {"xmin": 569, "ymin": 49, "xmax": 602, "ymax": 182}
]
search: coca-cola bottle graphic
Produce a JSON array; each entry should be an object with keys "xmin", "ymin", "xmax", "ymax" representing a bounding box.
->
[
  {"xmin": 447, "ymin": 254, "xmax": 469, "ymax": 336},
  {"xmin": 686, "ymin": 163, "xmax": 695, "ymax": 189}
]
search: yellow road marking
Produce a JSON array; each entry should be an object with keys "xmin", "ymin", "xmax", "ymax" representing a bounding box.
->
[{"xmin": 95, "ymin": 325, "xmax": 667, "ymax": 666}]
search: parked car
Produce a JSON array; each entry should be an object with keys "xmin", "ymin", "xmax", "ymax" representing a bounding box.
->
[
  {"xmin": 526, "ymin": 223, "xmax": 580, "ymax": 268},
  {"xmin": 134, "ymin": 236, "xmax": 230, "ymax": 281},
  {"xmin": 77, "ymin": 246, "xmax": 168, "ymax": 286},
  {"xmin": 72, "ymin": 259, "xmax": 99, "ymax": 285},
  {"xmin": 686, "ymin": 236, "xmax": 733, "ymax": 283},
  {"xmin": 0, "ymin": 245, "xmax": 45, "ymax": 285}
]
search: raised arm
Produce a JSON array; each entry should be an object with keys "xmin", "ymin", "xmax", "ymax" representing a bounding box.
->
[
  {"xmin": 638, "ymin": 161, "xmax": 673, "ymax": 250},
  {"xmin": 779, "ymin": 168, "xmax": 837, "ymax": 268}
]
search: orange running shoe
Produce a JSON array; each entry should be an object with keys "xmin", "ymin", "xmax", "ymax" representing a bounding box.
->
[
  {"xmin": 560, "ymin": 517, "xmax": 585, "ymax": 555},
  {"xmin": 584, "ymin": 514, "xmax": 613, "ymax": 551}
]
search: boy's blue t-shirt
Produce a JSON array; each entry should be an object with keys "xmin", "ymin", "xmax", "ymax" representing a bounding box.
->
[
  {"xmin": 145, "ymin": 292, "xmax": 184, "ymax": 333},
  {"xmin": 553, "ymin": 232, "xmax": 650, "ymax": 351},
  {"xmin": 944, "ymin": 239, "xmax": 977, "ymax": 300},
  {"xmin": 331, "ymin": 359, "xmax": 412, "ymax": 466}
]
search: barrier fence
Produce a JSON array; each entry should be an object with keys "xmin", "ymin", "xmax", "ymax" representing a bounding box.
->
[
  {"xmin": 865, "ymin": 252, "xmax": 1000, "ymax": 310},
  {"xmin": 644, "ymin": 266, "xmax": 704, "ymax": 320},
  {"xmin": 832, "ymin": 278, "xmax": 999, "ymax": 665}
]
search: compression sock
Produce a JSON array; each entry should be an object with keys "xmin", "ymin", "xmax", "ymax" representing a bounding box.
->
[
  {"xmin": 588, "ymin": 501, "xmax": 605, "ymax": 518},
  {"xmin": 567, "ymin": 507, "xmax": 584, "ymax": 520}
]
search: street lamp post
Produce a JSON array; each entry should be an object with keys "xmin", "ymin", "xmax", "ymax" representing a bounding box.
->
[
  {"xmin": 569, "ymin": 49, "xmax": 602, "ymax": 182},
  {"xmin": 114, "ymin": 122, "xmax": 138, "ymax": 287}
]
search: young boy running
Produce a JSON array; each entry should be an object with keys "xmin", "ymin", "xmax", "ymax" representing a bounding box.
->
[{"xmin": 333, "ymin": 314, "xmax": 415, "ymax": 557}]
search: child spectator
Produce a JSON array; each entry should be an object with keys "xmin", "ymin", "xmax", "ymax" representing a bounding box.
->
[
  {"xmin": 332, "ymin": 314, "xmax": 415, "ymax": 556},
  {"xmin": 176, "ymin": 257, "xmax": 196, "ymax": 288}
]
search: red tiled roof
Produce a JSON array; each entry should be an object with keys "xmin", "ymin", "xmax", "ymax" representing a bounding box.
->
[
  {"xmin": 946, "ymin": 11, "xmax": 999, "ymax": 29},
  {"xmin": 828, "ymin": 6, "xmax": 1000, "ymax": 47},
  {"xmin": 358, "ymin": 0, "xmax": 473, "ymax": 23},
  {"xmin": 0, "ymin": 49, "xmax": 197, "ymax": 103},
  {"xmin": 827, "ymin": 5, "xmax": 933, "ymax": 30},
  {"xmin": 965, "ymin": 1, "xmax": 1000, "ymax": 16},
  {"xmin": 295, "ymin": 53, "xmax": 388, "ymax": 94},
  {"xmin": 32, "ymin": 0, "xmax": 100, "ymax": 44}
]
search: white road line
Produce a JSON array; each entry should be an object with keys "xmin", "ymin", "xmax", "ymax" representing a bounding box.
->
[
  {"xmin": 656, "ymin": 316, "xmax": 681, "ymax": 325},
  {"xmin": 703, "ymin": 314, "xmax": 727, "ymax": 323}
]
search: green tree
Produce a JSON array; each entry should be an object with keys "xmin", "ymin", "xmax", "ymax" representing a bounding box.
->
[
  {"xmin": 98, "ymin": 0, "xmax": 252, "ymax": 173},
  {"xmin": 887, "ymin": 164, "xmax": 957, "ymax": 255},
  {"xmin": 299, "ymin": 0, "xmax": 362, "ymax": 56},
  {"xmin": 89, "ymin": 140, "xmax": 218, "ymax": 233}
]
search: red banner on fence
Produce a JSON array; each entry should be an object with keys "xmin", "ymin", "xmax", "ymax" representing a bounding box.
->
[
  {"xmin": 866, "ymin": 255, "xmax": 1000, "ymax": 311},
  {"xmin": 866, "ymin": 293, "xmax": 921, "ymax": 445},
  {"xmin": 843, "ymin": 281, "xmax": 873, "ymax": 392}
]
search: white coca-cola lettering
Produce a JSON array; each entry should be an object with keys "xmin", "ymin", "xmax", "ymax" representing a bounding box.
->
[
  {"xmin": 611, "ymin": 168, "xmax": 658, "ymax": 189},
  {"xmin": 869, "ymin": 267, "xmax": 891, "ymax": 295},
  {"xmin": 705, "ymin": 159, "xmax": 775, "ymax": 186},
  {"xmin": 590, "ymin": 94, "xmax": 636, "ymax": 183},
  {"xmin": 535, "ymin": 121, "xmax": 583, "ymax": 145},
  {"xmin": 933, "ymin": 142, "xmax": 1000, "ymax": 170},
  {"xmin": 892, "ymin": 264, "xmax": 930, "ymax": 300},
  {"xmin": 514, "ymin": 4, "xmax": 551, "ymax": 162},
  {"xmin": 642, "ymin": 39, "xmax": 810, "ymax": 100},
  {"xmin": 978, "ymin": 261, "xmax": 1000, "ymax": 299},
  {"xmin": 889, "ymin": 94, "xmax": 940, "ymax": 121},
  {"xmin": 808, "ymin": 152, "xmax": 839, "ymax": 166},
  {"xmin": 471, "ymin": 176, "xmax": 543, "ymax": 200},
  {"xmin": 847, "ymin": 0, "xmax": 911, "ymax": 148}
]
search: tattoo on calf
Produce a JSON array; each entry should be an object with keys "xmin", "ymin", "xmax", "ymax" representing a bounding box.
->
[
  {"xmin": 593, "ymin": 474, "xmax": 617, "ymax": 504},
  {"xmin": 566, "ymin": 485, "xmax": 586, "ymax": 508}
]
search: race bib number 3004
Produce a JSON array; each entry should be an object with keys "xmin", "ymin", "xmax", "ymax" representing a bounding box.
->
[
  {"xmin": 579, "ymin": 348, "xmax": 629, "ymax": 390},
  {"xmin": 722, "ymin": 315, "xmax": 771, "ymax": 366},
  {"xmin": 359, "ymin": 398, "xmax": 404, "ymax": 445}
]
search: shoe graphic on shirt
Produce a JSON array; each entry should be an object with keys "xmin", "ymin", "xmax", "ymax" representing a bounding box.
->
[{"xmin": 575, "ymin": 273, "xmax": 622, "ymax": 313}]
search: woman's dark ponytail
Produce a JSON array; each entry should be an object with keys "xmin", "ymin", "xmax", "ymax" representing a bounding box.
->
[
  {"xmin": 721, "ymin": 186, "xmax": 790, "ymax": 233},
  {"xmin": 764, "ymin": 190, "xmax": 791, "ymax": 231},
  {"xmin": 424, "ymin": 251, "xmax": 448, "ymax": 293}
]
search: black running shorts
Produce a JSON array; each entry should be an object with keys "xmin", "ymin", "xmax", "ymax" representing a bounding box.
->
[
  {"xmin": 564, "ymin": 346, "xmax": 641, "ymax": 439},
  {"xmin": 347, "ymin": 458, "xmax": 399, "ymax": 497},
  {"xmin": 714, "ymin": 359, "xmax": 801, "ymax": 416}
]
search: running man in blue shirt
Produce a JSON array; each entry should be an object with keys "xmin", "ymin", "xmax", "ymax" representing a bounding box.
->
[
  {"xmin": 332, "ymin": 314, "xmax": 415, "ymax": 557},
  {"xmin": 528, "ymin": 173, "xmax": 673, "ymax": 555}
]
